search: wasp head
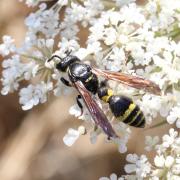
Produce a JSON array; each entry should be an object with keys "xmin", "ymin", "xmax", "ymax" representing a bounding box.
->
[{"xmin": 48, "ymin": 51, "xmax": 80, "ymax": 72}]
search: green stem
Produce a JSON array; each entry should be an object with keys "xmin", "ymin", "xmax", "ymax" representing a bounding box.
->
[
  {"xmin": 146, "ymin": 119, "xmax": 168, "ymax": 130},
  {"xmin": 169, "ymin": 27, "xmax": 180, "ymax": 39},
  {"xmin": 21, "ymin": 54, "xmax": 43, "ymax": 62},
  {"xmin": 102, "ymin": 0, "xmax": 116, "ymax": 9},
  {"xmin": 74, "ymin": 0, "xmax": 83, "ymax": 5},
  {"xmin": 155, "ymin": 23, "xmax": 180, "ymax": 39}
]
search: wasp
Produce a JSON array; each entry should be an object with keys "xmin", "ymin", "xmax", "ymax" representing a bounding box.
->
[{"xmin": 48, "ymin": 51, "xmax": 161, "ymax": 139}]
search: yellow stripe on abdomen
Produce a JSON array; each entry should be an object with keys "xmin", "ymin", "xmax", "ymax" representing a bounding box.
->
[
  {"xmin": 117, "ymin": 103, "xmax": 136, "ymax": 122},
  {"xmin": 102, "ymin": 89, "xmax": 113, "ymax": 102}
]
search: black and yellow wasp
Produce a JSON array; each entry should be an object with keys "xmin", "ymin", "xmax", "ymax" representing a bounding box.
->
[{"xmin": 48, "ymin": 51, "xmax": 161, "ymax": 139}]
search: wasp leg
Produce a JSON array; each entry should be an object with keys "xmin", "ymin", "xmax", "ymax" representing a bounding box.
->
[
  {"xmin": 76, "ymin": 95, "xmax": 83, "ymax": 117},
  {"xmin": 60, "ymin": 77, "xmax": 72, "ymax": 87},
  {"xmin": 99, "ymin": 80, "xmax": 108, "ymax": 88}
]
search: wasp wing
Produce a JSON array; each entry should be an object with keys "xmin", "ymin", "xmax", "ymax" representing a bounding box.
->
[
  {"xmin": 92, "ymin": 68, "xmax": 161, "ymax": 95},
  {"xmin": 73, "ymin": 80, "xmax": 118, "ymax": 139}
]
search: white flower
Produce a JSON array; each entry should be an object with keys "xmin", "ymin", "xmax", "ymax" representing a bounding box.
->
[
  {"xmin": 25, "ymin": 3, "xmax": 60, "ymax": 38},
  {"xmin": 152, "ymin": 129, "xmax": 180, "ymax": 179},
  {"xmin": 125, "ymin": 154, "xmax": 139, "ymax": 173},
  {"xmin": 19, "ymin": 82, "xmax": 53, "ymax": 110},
  {"xmin": 63, "ymin": 126, "xmax": 86, "ymax": 146},
  {"xmin": 0, "ymin": 36, "xmax": 16, "ymax": 56},
  {"xmin": 57, "ymin": 0, "xmax": 68, "ymax": 6},
  {"xmin": 120, "ymin": 3, "xmax": 145, "ymax": 25},
  {"xmin": 154, "ymin": 155, "xmax": 165, "ymax": 168},
  {"xmin": 167, "ymin": 104, "xmax": 180, "ymax": 128},
  {"xmin": 99, "ymin": 173, "xmax": 122, "ymax": 180},
  {"xmin": 63, "ymin": 128, "xmax": 80, "ymax": 147},
  {"xmin": 103, "ymin": 27, "xmax": 117, "ymax": 45},
  {"xmin": 107, "ymin": 11, "xmax": 124, "ymax": 26},
  {"xmin": 1, "ymin": 55, "xmax": 23, "ymax": 95},
  {"xmin": 23, "ymin": 61, "xmax": 39, "ymax": 80},
  {"xmin": 69, "ymin": 104, "xmax": 82, "ymax": 118},
  {"xmin": 124, "ymin": 129, "xmax": 179, "ymax": 179},
  {"xmin": 104, "ymin": 47, "xmax": 125, "ymax": 72},
  {"xmin": 57, "ymin": 37, "xmax": 80, "ymax": 55},
  {"xmin": 86, "ymin": 41, "xmax": 102, "ymax": 55},
  {"xmin": 145, "ymin": 136, "xmax": 160, "ymax": 151},
  {"xmin": 138, "ymin": 94, "xmax": 162, "ymax": 124},
  {"xmin": 115, "ymin": 0, "xmax": 136, "ymax": 6},
  {"xmin": 162, "ymin": 128, "xmax": 178, "ymax": 149},
  {"xmin": 74, "ymin": 48, "xmax": 90, "ymax": 60},
  {"xmin": 124, "ymin": 154, "xmax": 151, "ymax": 178},
  {"xmin": 154, "ymin": 155, "xmax": 175, "ymax": 172},
  {"xmin": 165, "ymin": 156, "xmax": 175, "ymax": 168}
]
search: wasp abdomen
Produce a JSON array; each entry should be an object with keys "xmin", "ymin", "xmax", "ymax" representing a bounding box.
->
[{"xmin": 108, "ymin": 95, "xmax": 145, "ymax": 128}]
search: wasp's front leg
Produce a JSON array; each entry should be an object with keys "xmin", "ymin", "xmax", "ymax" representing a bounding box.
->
[
  {"xmin": 60, "ymin": 77, "xmax": 72, "ymax": 87},
  {"xmin": 76, "ymin": 95, "xmax": 83, "ymax": 117}
]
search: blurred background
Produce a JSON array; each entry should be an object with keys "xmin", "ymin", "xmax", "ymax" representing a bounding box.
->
[{"xmin": 0, "ymin": 1, "xmax": 171, "ymax": 180}]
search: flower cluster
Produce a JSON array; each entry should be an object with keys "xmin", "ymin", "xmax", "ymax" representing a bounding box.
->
[
  {"xmin": 0, "ymin": 0, "xmax": 180, "ymax": 177},
  {"xmin": 101, "ymin": 128, "xmax": 180, "ymax": 180}
]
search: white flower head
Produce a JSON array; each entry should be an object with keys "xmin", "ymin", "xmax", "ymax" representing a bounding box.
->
[
  {"xmin": 154, "ymin": 155, "xmax": 175, "ymax": 171},
  {"xmin": 99, "ymin": 173, "xmax": 122, "ymax": 180},
  {"xmin": 125, "ymin": 154, "xmax": 151, "ymax": 178},
  {"xmin": 1, "ymin": 55, "xmax": 24, "ymax": 95},
  {"xmin": 57, "ymin": 37, "xmax": 80, "ymax": 55},
  {"xmin": 103, "ymin": 27, "xmax": 117, "ymax": 46},
  {"xmin": 19, "ymin": 82, "xmax": 53, "ymax": 110},
  {"xmin": 1, "ymin": 2, "xmax": 180, "ymax": 179},
  {"xmin": 25, "ymin": 3, "xmax": 60, "ymax": 38},
  {"xmin": 115, "ymin": 0, "xmax": 136, "ymax": 6},
  {"xmin": 63, "ymin": 126, "xmax": 86, "ymax": 146},
  {"xmin": 0, "ymin": 36, "xmax": 16, "ymax": 56},
  {"xmin": 57, "ymin": 0, "xmax": 68, "ymax": 6},
  {"xmin": 167, "ymin": 104, "xmax": 180, "ymax": 128},
  {"xmin": 69, "ymin": 104, "xmax": 82, "ymax": 118},
  {"xmin": 63, "ymin": 128, "xmax": 80, "ymax": 147},
  {"xmin": 162, "ymin": 128, "xmax": 178, "ymax": 149}
]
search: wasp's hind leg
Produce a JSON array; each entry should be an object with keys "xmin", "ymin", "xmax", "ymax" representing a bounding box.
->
[
  {"xmin": 60, "ymin": 77, "xmax": 72, "ymax": 87},
  {"xmin": 76, "ymin": 95, "xmax": 83, "ymax": 117},
  {"xmin": 99, "ymin": 79, "xmax": 108, "ymax": 88}
]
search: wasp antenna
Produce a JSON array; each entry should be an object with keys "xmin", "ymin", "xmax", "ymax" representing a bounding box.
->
[
  {"xmin": 65, "ymin": 49, "xmax": 72, "ymax": 56},
  {"xmin": 47, "ymin": 55, "xmax": 62, "ymax": 62}
]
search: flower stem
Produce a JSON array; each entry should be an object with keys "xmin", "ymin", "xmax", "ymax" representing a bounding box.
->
[
  {"xmin": 168, "ymin": 27, "xmax": 180, "ymax": 39},
  {"xmin": 155, "ymin": 23, "xmax": 180, "ymax": 39},
  {"xmin": 146, "ymin": 119, "xmax": 168, "ymax": 130},
  {"xmin": 102, "ymin": 0, "xmax": 116, "ymax": 9}
]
